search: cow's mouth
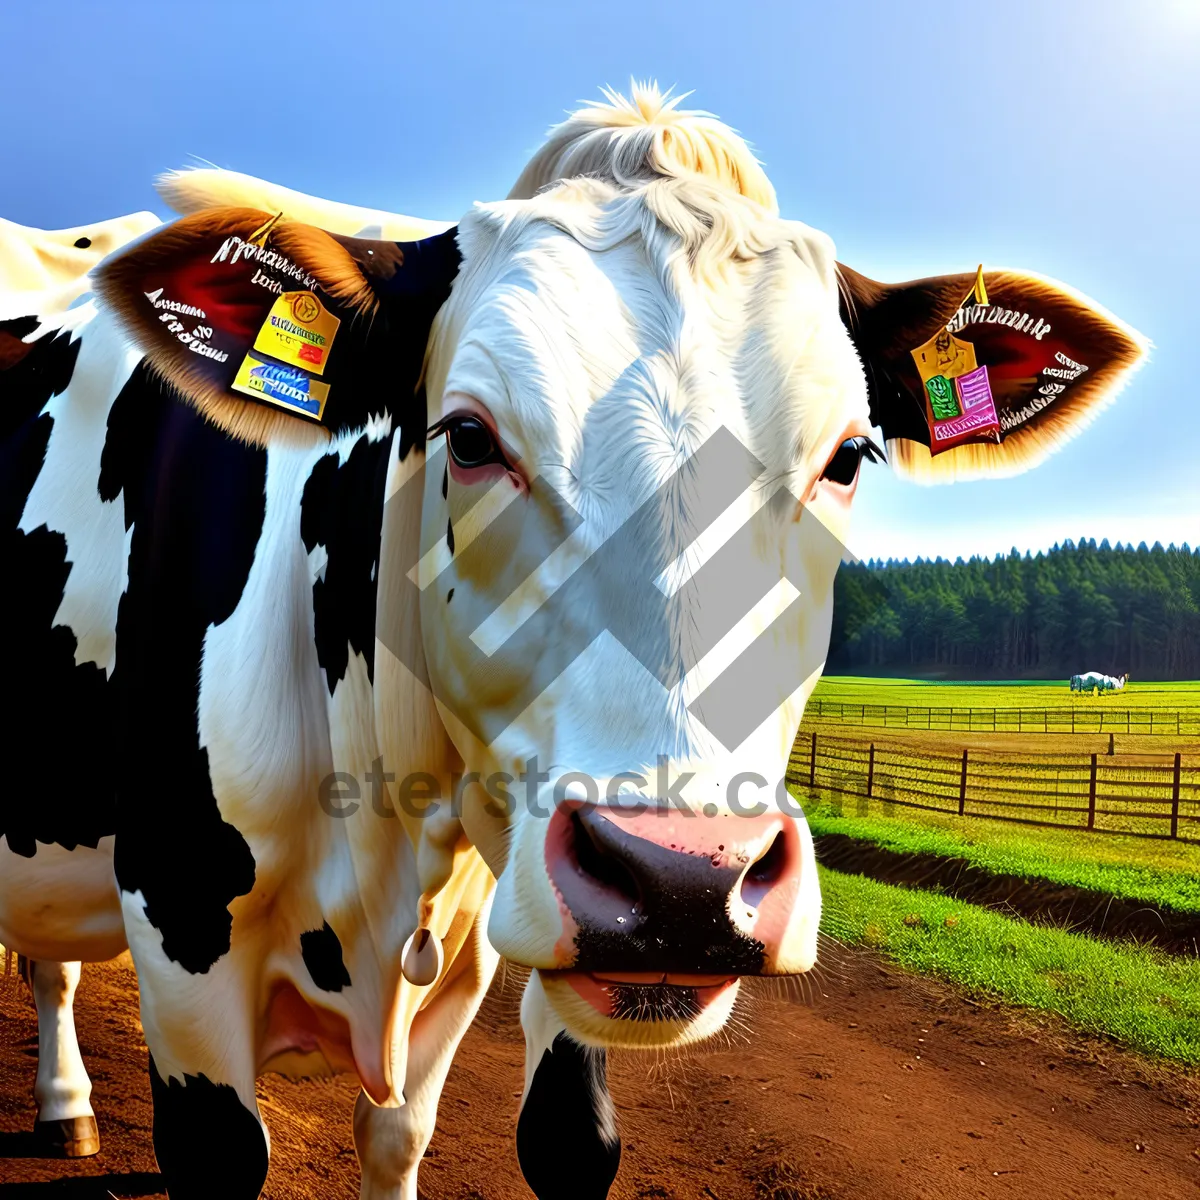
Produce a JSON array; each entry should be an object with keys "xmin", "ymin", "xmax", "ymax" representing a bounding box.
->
[{"xmin": 557, "ymin": 970, "xmax": 738, "ymax": 1022}]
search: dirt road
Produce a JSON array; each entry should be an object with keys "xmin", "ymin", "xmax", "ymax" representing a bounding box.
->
[{"xmin": 2, "ymin": 948, "xmax": 1198, "ymax": 1199}]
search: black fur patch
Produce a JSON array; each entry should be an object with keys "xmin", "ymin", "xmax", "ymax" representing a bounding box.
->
[
  {"xmin": 112, "ymin": 381, "xmax": 261, "ymax": 974},
  {"xmin": 300, "ymin": 922, "xmax": 352, "ymax": 992},
  {"xmin": 150, "ymin": 1056, "xmax": 268, "ymax": 1200},
  {"xmin": 0, "ymin": 319, "xmax": 117, "ymax": 857},
  {"xmin": 299, "ymin": 433, "xmax": 390, "ymax": 695},
  {"xmin": 318, "ymin": 228, "xmax": 458, "ymax": 452},
  {"xmin": 0, "ymin": 317, "xmax": 81, "ymax": 439},
  {"xmin": 517, "ymin": 1034, "xmax": 621, "ymax": 1200}
]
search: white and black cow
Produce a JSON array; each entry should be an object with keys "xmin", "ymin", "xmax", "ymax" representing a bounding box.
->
[
  {"xmin": 1072, "ymin": 670, "xmax": 1128, "ymax": 693},
  {"xmin": 1, "ymin": 86, "xmax": 1146, "ymax": 1198}
]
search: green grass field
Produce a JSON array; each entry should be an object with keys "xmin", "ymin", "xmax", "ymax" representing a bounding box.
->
[
  {"xmin": 805, "ymin": 800, "xmax": 1200, "ymax": 914},
  {"xmin": 819, "ymin": 867, "xmax": 1200, "ymax": 1065},
  {"xmin": 814, "ymin": 676, "xmax": 1200, "ymax": 711}
]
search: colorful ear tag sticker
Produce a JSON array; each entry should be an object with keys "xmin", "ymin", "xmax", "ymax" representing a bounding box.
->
[
  {"xmin": 909, "ymin": 265, "xmax": 1001, "ymax": 454},
  {"xmin": 252, "ymin": 290, "xmax": 340, "ymax": 374},
  {"xmin": 231, "ymin": 351, "xmax": 330, "ymax": 421}
]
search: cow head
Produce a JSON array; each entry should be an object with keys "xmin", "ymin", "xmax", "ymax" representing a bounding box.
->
[{"xmin": 97, "ymin": 87, "xmax": 1146, "ymax": 1052}]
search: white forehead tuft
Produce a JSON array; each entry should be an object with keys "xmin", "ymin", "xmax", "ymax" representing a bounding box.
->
[{"xmin": 425, "ymin": 179, "xmax": 861, "ymax": 492}]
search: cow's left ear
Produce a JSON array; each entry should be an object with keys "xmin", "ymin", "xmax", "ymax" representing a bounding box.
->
[
  {"xmin": 94, "ymin": 207, "xmax": 460, "ymax": 448},
  {"xmin": 837, "ymin": 264, "xmax": 1149, "ymax": 483}
]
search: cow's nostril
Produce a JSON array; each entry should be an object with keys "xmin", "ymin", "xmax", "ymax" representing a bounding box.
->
[
  {"xmin": 569, "ymin": 810, "xmax": 642, "ymax": 909},
  {"xmin": 740, "ymin": 831, "xmax": 788, "ymax": 909}
]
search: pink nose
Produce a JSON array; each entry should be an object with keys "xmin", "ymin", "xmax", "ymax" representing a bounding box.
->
[{"xmin": 544, "ymin": 805, "xmax": 803, "ymax": 974}]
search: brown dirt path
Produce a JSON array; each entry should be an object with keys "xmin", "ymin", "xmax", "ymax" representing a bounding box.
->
[{"xmin": 2, "ymin": 950, "xmax": 1198, "ymax": 1199}]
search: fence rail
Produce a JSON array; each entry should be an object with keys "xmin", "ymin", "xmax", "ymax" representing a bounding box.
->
[
  {"xmin": 805, "ymin": 699, "xmax": 1200, "ymax": 737},
  {"xmin": 787, "ymin": 729, "xmax": 1200, "ymax": 841}
]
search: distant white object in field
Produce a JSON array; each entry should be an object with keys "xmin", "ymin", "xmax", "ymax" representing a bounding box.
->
[{"xmin": 1071, "ymin": 671, "xmax": 1128, "ymax": 694}]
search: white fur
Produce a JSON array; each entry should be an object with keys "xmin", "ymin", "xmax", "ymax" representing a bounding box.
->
[
  {"xmin": 30, "ymin": 961, "xmax": 95, "ymax": 1123},
  {"xmin": 18, "ymin": 305, "xmax": 143, "ymax": 675}
]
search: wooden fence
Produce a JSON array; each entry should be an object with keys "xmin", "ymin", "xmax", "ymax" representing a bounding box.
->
[
  {"xmin": 805, "ymin": 699, "xmax": 1200, "ymax": 737},
  {"xmin": 787, "ymin": 729, "xmax": 1200, "ymax": 841}
]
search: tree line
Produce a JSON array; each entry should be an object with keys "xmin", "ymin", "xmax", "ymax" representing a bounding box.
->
[{"xmin": 827, "ymin": 540, "xmax": 1200, "ymax": 680}]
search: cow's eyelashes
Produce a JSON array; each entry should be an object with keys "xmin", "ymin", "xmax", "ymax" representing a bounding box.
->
[
  {"xmin": 820, "ymin": 436, "xmax": 885, "ymax": 487},
  {"xmin": 427, "ymin": 415, "xmax": 509, "ymax": 471}
]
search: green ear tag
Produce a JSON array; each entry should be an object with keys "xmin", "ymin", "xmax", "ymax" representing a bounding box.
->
[{"xmin": 924, "ymin": 374, "xmax": 960, "ymax": 420}]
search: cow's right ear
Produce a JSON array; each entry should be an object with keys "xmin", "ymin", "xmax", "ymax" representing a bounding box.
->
[
  {"xmin": 837, "ymin": 263, "xmax": 1148, "ymax": 483},
  {"xmin": 94, "ymin": 207, "xmax": 460, "ymax": 447}
]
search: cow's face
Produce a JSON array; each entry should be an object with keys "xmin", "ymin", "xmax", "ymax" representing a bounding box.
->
[{"xmin": 415, "ymin": 180, "xmax": 870, "ymax": 1047}]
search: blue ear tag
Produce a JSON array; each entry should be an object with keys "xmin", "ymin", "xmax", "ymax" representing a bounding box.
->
[{"xmin": 231, "ymin": 351, "xmax": 329, "ymax": 421}]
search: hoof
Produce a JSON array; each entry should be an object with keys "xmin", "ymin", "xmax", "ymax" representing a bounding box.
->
[{"xmin": 34, "ymin": 1115, "xmax": 101, "ymax": 1158}]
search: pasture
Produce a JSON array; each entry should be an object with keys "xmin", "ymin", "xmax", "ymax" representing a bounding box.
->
[
  {"xmin": 794, "ymin": 675, "xmax": 1200, "ymax": 1069},
  {"xmin": 810, "ymin": 676, "xmax": 1200, "ymax": 728}
]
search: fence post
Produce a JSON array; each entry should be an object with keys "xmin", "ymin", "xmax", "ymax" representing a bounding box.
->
[
  {"xmin": 1171, "ymin": 752, "xmax": 1181, "ymax": 840},
  {"xmin": 1087, "ymin": 754, "xmax": 1097, "ymax": 831},
  {"xmin": 809, "ymin": 730, "xmax": 817, "ymax": 790},
  {"xmin": 867, "ymin": 744, "xmax": 875, "ymax": 799},
  {"xmin": 958, "ymin": 749, "xmax": 968, "ymax": 817}
]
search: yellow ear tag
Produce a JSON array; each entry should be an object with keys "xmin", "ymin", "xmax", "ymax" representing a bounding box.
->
[
  {"xmin": 253, "ymin": 291, "xmax": 341, "ymax": 375},
  {"xmin": 970, "ymin": 262, "xmax": 988, "ymax": 307},
  {"xmin": 231, "ymin": 352, "xmax": 330, "ymax": 421},
  {"xmin": 910, "ymin": 327, "xmax": 979, "ymax": 417}
]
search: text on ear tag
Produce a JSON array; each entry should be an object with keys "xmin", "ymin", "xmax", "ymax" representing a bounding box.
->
[
  {"xmin": 253, "ymin": 290, "xmax": 340, "ymax": 374},
  {"xmin": 231, "ymin": 351, "xmax": 329, "ymax": 421}
]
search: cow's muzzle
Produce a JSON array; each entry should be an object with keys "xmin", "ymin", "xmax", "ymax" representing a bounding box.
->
[{"xmin": 545, "ymin": 804, "xmax": 803, "ymax": 975}]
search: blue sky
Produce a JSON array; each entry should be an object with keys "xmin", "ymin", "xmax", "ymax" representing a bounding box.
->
[{"xmin": 4, "ymin": 0, "xmax": 1196, "ymax": 561}]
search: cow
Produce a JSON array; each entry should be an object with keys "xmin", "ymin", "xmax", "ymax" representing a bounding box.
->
[
  {"xmin": 1073, "ymin": 671, "xmax": 1128, "ymax": 694},
  {"xmin": 1, "ymin": 85, "xmax": 1147, "ymax": 1199}
]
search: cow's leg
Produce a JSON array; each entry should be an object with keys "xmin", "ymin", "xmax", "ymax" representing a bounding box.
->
[
  {"xmin": 148, "ymin": 1050, "xmax": 267, "ymax": 1200},
  {"xmin": 29, "ymin": 960, "xmax": 100, "ymax": 1157},
  {"xmin": 125, "ymin": 915, "xmax": 268, "ymax": 1200},
  {"xmin": 516, "ymin": 970, "xmax": 621, "ymax": 1200},
  {"xmin": 353, "ymin": 908, "xmax": 501, "ymax": 1200}
]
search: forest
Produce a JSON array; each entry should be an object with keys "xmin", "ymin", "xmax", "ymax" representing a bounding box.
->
[{"xmin": 827, "ymin": 539, "xmax": 1200, "ymax": 680}]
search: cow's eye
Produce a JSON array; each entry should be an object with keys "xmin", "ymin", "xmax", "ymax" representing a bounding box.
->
[
  {"xmin": 820, "ymin": 436, "xmax": 885, "ymax": 486},
  {"xmin": 429, "ymin": 415, "xmax": 507, "ymax": 470}
]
